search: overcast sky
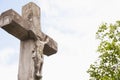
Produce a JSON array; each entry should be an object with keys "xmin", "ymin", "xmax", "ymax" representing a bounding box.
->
[{"xmin": 1, "ymin": 0, "xmax": 120, "ymax": 80}]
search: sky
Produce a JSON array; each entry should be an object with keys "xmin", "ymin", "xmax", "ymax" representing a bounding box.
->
[{"xmin": 1, "ymin": 0, "xmax": 120, "ymax": 80}]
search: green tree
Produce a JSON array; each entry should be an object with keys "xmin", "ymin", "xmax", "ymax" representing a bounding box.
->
[{"xmin": 87, "ymin": 21, "xmax": 120, "ymax": 80}]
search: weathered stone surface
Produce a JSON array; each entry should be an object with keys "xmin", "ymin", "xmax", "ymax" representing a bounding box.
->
[
  {"xmin": 22, "ymin": 2, "xmax": 41, "ymax": 37},
  {"xmin": 0, "ymin": 2, "xmax": 58, "ymax": 80},
  {"xmin": 43, "ymin": 34, "xmax": 58, "ymax": 56},
  {"xmin": 18, "ymin": 40, "xmax": 35, "ymax": 80},
  {"xmin": 21, "ymin": 2, "xmax": 57, "ymax": 56}
]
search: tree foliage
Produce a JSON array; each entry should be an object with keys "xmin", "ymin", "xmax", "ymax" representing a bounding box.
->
[{"xmin": 87, "ymin": 21, "xmax": 120, "ymax": 80}]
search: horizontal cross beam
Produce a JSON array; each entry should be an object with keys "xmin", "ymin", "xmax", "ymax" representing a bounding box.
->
[
  {"xmin": 0, "ymin": 9, "xmax": 57, "ymax": 56},
  {"xmin": 0, "ymin": 9, "xmax": 36, "ymax": 40}
]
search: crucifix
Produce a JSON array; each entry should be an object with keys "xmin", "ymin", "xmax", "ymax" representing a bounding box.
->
[{"xmin": 0, "ymin": 2, "xmax": 57, "ymax": 80}]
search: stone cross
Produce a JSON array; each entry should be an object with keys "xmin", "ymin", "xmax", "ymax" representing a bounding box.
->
[{"xmin": 0, "ymin": 2, "xmax": 57, "ymax": 80}]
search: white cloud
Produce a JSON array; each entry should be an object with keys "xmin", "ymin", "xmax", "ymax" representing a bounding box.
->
[
  {"xmin": 0, "ymin": 64, "xmax": 18, "ymax": 80},
  {"xmin": 0, "ymin": 48, "xmax": 15, "ymax": 64},
  {"xmin": 37, "ymin": 0, "xmax": 119, "ymax": 80},
  {"xmin": 0, "ymin": 48, "xmax": 19, "ymax": 80},
  {"xmin": 42, "ymin": 25, "xmax": 99, "ymax": 80}
]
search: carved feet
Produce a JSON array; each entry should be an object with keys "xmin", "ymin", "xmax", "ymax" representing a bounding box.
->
[{"xmin": 35, "ymin": 71, "xmax": 42, "ymax": 79}]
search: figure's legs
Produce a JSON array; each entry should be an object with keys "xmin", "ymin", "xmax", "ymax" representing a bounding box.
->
[{"xmin": 35, "ymin": 53, "xmax": 43, "ymax": 80}]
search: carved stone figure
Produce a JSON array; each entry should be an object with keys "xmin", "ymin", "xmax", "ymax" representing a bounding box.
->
[{"xmin": 32, "ymin": 37, "xmax": 49, "ymax": 80}]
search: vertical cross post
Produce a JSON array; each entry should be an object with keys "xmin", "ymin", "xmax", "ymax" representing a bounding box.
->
[{"xmin": 18, "ymin": 3, "xmax": 41, "ymax": 80}]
